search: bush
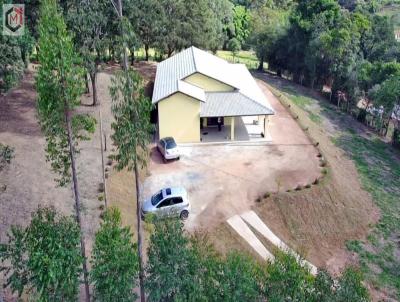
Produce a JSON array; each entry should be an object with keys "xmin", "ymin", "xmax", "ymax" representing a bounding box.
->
[
  {"xmin": 0, "ymin": 143, "xmax": 14, "ymax": 171},
  {"xmin": 0, "ymin": 38, "xmax": 24, "ymax": 92},
  {"xmin": 91, "ymin": 208, "xmax": 139, "ymax": 302},
  {"xmin": 0, "ymin": 207, "xmax": 82, "ymax": 300}
]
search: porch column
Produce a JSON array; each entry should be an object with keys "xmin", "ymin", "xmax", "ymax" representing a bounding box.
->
[
  {"xmin": 264, "ymin": 115, "xmax": 268, "ymax": 137},
  {"xmin": 230, "ymin": 117, "xmax": 235, "ymax": 141}
]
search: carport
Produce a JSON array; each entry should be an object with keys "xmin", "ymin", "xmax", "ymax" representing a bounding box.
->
[{"xmin": 199, "ymin": 91, "xmax": 273, "ymax": 142}]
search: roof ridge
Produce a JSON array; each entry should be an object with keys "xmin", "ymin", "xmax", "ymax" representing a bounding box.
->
[{"xmin": 191, "ymin": 46, "xmax": 198, "ymax": 73}]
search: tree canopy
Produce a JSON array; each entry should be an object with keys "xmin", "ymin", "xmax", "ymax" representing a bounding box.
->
[{"xmin": 0, "ymin": 207, "xmax": 82, "ymax": 301}]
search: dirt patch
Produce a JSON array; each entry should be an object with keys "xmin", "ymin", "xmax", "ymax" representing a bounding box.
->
[{"xmin": 0, "ymin": 66, "xmax": 114, "ymax": 300}]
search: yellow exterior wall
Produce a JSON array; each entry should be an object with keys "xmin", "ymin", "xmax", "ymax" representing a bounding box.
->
[
  {"xmin": 184, "ymin": 73, "xmax": 234, "ymax": 92},
  {"xmin": 158, "ymin": 93, "xmax": 200, "ymax": 143}
]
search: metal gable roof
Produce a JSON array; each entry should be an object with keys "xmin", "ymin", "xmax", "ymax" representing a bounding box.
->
[
  {"xmin": 201, "ymin": 92, "xmax": 274, "ymax": 117},
  {"xmin": 152, "ymin": 46, "xmax": 274, "ymax": 116}
]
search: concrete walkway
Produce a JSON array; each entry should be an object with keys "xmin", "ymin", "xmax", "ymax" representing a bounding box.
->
[
  {"xmin": 228, "ymin": 211, "xmax": 317, "ymax": 275},
  {"xmin": 227, "ymin": 215, "xmax": 274, "ymax": 261}
]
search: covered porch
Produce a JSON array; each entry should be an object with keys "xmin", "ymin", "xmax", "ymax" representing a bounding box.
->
[{"xmin": 200, "ymin": 115, "xmax": 270, "ymax": 143}]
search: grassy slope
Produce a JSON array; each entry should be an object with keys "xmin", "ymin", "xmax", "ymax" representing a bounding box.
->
[
  {"xmin": 336, "ymin": 133, "xmax": 400, "ymax": 295},
  {"xmin": 260, "ymin": 72, "xmax": 400, "ymax": 299}
]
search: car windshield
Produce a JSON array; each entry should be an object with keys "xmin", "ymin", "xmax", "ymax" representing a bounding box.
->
[
  {"xmin": 165, "ymin": 138, "xmax": 177, "ymax": 149},
  {"xmin": 151, "ymin": 191, "xmax": 163, "ymax": 206}
]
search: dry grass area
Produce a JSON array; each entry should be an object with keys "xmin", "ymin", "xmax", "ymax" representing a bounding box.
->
[{"xmin": 107, "ymin": 168, "xmax": 138, "ymax": 233}]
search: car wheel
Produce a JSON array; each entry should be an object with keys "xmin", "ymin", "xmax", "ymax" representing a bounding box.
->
[
  {"xmin": 177, "ymin": 156, "xmax": 180, "ymax": 160},
  {"xmin": 180, "ymin": 210, "xmax": 189, "ymax": 220}
]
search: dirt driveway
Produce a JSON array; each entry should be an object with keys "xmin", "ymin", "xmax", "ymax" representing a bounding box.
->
[{"xmin": 143, "ymin": 79, "xmax": 322, "ymax": 231}]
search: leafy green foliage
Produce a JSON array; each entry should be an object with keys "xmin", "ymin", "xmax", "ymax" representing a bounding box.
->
[
  {"xmin": 230, "ymin": 5, "xmax": 251, "ymax": 46},
  {"xmin": 336, "ymin": 267, "xmax": 370, "ymax": 301},
  {"xmin": 110, "ymin": 69, "xmax": 153, "ymax": 171},
  {"xmin": 227, "ymin": 37, "xmax": 241, "ymax": 57},
  {"xmin": 263, "ymin": 250, "xmax": 314, "ymax": 301},
  {"xmin": 248, "ymin": 0, "xmax": 398, "ymax": 110},
  {"xmin": 0, "ymin": 36, "xmax": 25, "ymax": 92},
  {"xmin": 146, "ymin": 219, "xmax": 263, "ymax": 301},
  {"xmin": 248, "ymin": 6, "xmax": 289, "ymax": 71},
  {"xmin": 218, "ymin": 252, "xmax": 264, "ymax": 301},
  {"xmin": 36, "ymin": 0, "xmax": 95, "ymax": 186},
  {"xmin": 146, "ymin": 218, "xmax": 370, "ymax": 301},
  {"xmin": 134, "ymin": 0, "xmax": 233, "ymax": 56},
  {"xmin": 91, "ymin": 207, "xmax": 139, "ymax": 301},
  {"xmin": 145, "ymin": 219, "xmax": 193, "ymax": 301},
  {"xmin": 0, "ymin": 143, "xmax": 14, "ymax": 171},
  {"xmin": 67, "ymin": 0, "xmax": 110, "ymax": 105},
  {"xmin": 0, "ymin": 207, "xmax": 82, "ymax": 301}
]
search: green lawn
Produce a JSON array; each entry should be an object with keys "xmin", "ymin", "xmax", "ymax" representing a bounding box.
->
[
  {"xmin": 132, "ymin": 48, "xmax": 266, "ymax": 70},
  {"xmin": 336, "ymin": 133, "xmax": 400, "ymax": 297},
  {"xmin": 267, "ymin": 83, "xmax": 324, "ymax": 125},
  {"xmin": 216, "ymin": 50, "xmax": 267, "ymax": 70}
]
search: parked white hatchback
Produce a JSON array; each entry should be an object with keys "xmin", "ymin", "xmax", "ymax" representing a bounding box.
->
[
  {"xmin": 141, "ymin": 187, "xmax": 190, "ymax": 220},
  {"xmin": 157, "ymin": 137, "xmax": 180, "ymax": 162}
]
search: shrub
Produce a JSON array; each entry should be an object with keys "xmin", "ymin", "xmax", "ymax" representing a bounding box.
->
[
  {"xmin": 91, "ymin": 208, "xmax": 138, "ymax": 302},
  {"xmin": 0, "ymin": 143, "xmax": 15, "ymax": 171},
  {"xmin": 0, "ymin": 207, "xmax": 82, "ymax": 300},
  {"xmin": 295, "ymin": 185, "xmax": 303, "ymax": 191},
  {"xmin": 0, "ymin": 38, "xmax": 24, "ymax": 92}
]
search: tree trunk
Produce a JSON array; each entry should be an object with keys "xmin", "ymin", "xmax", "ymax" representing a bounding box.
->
[
  {"xmin": 167, "ymin": 46, "xmax": 173, "ymax": 58},
  {"xmin": 145, "ymin": 44, "xmax": 149, "ymax": 61},
  {"xmin": 117, "ymin": 0, "xmax": 128, "ymax": 71},
  {"xmin": 134, "ymin": 160, "xmax": 146, "ymax": 302},
  {"xmin": 258, "ymin": 56, "xmax": 264, "ymax": 71},
  {"xmin": 131, "ymin": 48, "xmax": 135, "ymax": 65},
  {"xmin": 115, "ymin": 1, "xmax": 144, "ymax": 300},
  {"xmin": 84, "ymin": 74, "xmax": 90, "ymax": 94},
  {"xmin": 99, "ymin": 101, "xmax": 107, "ymax": 208},
  {"xmin": 65, "ymin": 106, "xmax": 90, "ymax": 302},
  {"xmin": 90, "ymin": 72, "xmax": 97, "ymax": 106}
]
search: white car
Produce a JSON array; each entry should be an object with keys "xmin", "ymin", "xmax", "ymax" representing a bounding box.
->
[
  {"xmin": 157, "ymin": 137, "xmax": 180, "ymax": 161},
  {"xmin": 141, "ymin": 187, "xmax": 190, "ymax": 220}
]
